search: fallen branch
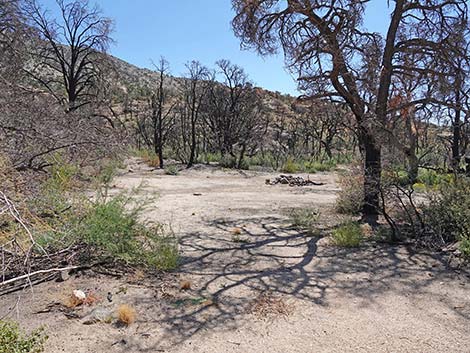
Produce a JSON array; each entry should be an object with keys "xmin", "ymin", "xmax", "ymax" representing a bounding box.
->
[{"xmin": 0, "ymin": 265, "xmax": 81, "ymax": 288}]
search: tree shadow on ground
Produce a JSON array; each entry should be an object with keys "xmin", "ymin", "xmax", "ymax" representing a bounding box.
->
[{"xmin": 129, "ymin": 215, "xmax": 469, "ymax": 352}]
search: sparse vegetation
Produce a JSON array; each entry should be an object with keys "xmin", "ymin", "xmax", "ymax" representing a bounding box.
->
[
  {"xmin": 335, "ymin": 166, "xmax": 364, "ymax": 215},
  {"xmin": 77, "ymin": 195, "xmax": 179, "ymax": 269},
  {"xmin": 332, "ymin": 221, "xmax": 363, "ymax": 248},
  {"xmin": 131, "ymin": 149, "xmax": 161, "ymax": 168},
  {"xmin": 0, "ymin": 321, "xmax": 47, "ymax": 353},
  {"xmin": 289, "ymin": 208, "xmax": 319, "ymax": 233},
  {"xmin": 164, "ymin": 165, "xmax": 179, "ymax": 176},
  {"xmin": 421, "ymin": 179, "xmax": 470, "ymax": 258},
  {"xmin": 1, "ymin": 0, "xmax": 470, "ymax": 350}
]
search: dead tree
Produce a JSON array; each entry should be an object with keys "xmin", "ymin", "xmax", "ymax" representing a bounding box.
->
[
  {"xmin": 232, "ymin": 0, "xmax": 468, "ymax": 219},
  {"xmin": 136, "ymin": 58, "xmax": 176, "ymax": 168},
  {"xmin": 180, "ymin": 61, "xmax": 210, "ymax": 168},
  {"xmin": 23, "ymin": 0, "xmax": 113, "ymax": 111},
  {"xmin": 151, "ymin": 58, "xmax": 175, "ymax": 168},
  {"xmin": 203, "ymin": 59, "xmax": 268, "ymax": 168}
]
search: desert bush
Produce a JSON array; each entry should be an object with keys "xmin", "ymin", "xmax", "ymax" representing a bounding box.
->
[
  {"xmin": 422, "ymin": 178, "xmax": 470, "ymax": 257},
  {"xmin": 417, "ymin": 168, "xmax": 453, "ymax": 188},
  {"xmin": 131, "ymin": 148, "xmax": 160, "ymax": 168},
  {"xmin": 281, "ymin": 157, "xmax": 300, "ymax": 173},
  {"xmin": 42, "ymin": 154, "xmax": 79, "ymax": 192},
  {"xmin": 245, "ymin": 153, "xmax": 277, "ymax": 170},
  {"xmin": 95, "ymin": 159, "xmax": 124, "ymax": 186},
  {"xmin": 200, "ymin": 152, "xmax": 222, "ymax": 164},
  {"xmin": 304, "ymin": 160, "xmax": 336, "ymax": 173},
  {"xmin": 332, "ymin": 221, "xmax": 363, "ymax": 247},
  {"xmin": 335, "ymin": 165, "xmax": 364, "ymax": 215},
  {"xmin": 289, "ymin": 208, "xmax": 319, "ymax": 232},
  {"xmin": 34, "ymin": 188, "xmax": 179, "ymax": 271},
  {"xmin": 77, "ymin": 195, "xmax": 179, "ymax": 270},
  {"xmin": 164, "ymin": 165, "xmax": 179, "ymax": 176},
  {"xmin": 0, "ymin": 321, "xmax": 47, "ymax": 353},
  {"xmin": 219, "ymin": 155, "xmax": 237, "ymax": 168},
  {"xmin": 382, "ymin": 168, "xmax": 410, "ymax": 186}
]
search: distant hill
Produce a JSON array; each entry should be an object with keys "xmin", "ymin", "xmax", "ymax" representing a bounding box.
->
[{"xmin": 106, "ymin": 53, "xmax": 304, "ymax": 123}]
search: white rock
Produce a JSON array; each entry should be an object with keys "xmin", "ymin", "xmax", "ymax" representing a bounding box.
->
[{"xmin": 73, "ymin": 290, "xmax": 87, "ymax": 300}]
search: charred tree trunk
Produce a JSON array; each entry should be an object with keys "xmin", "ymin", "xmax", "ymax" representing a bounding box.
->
[
  {"xmin": 360, "ymin": 130, "xmax": 381, "ymax": 221},
  {"xmin": 451, "ymin": 86, "xmax": 462, "ymax": 172}
]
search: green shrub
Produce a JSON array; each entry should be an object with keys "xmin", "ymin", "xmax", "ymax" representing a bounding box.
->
[
  {"xmin": 245, "ymin": 154, "xmax": 277, "ymax": 169},
  {"xmin": 281, "ymin": 158, "xmax": 300, "ymax": 173},
  {"xmin": 304, "ymin": 160, "xmax": 337, "ymax": 173},
  {"xmin": 44, "ymin": 154, "xmax": 79, "ymax": 192},
  {"xmin": 164, "ymin": 165, "xmax": 179, "ymax": 175},
  {"xmin": 200, "ymin": 152, "xmax": 222, "ymax": 164},
  {"xmin": 332, "ymin": 221, "xmax": 363, "ymax": 247},
  {"xmin": 34, "ymin": 155, "xmax": 80, "ymax": 220},
  {"xmin": 220, "ymin": 155, "xmax": 237, "ymax": 168},
  {"xmin": 422, "ymin": 178, "xmax": 470, "ymax": 257},
  {"xmin": 289, "ymin": 208, "xmax": 319, "ymax": 232},
  {"xmin": 460, "ymin": 238, "xmax": 470, "ymax": 259},
  {"xmin": 96, "ymin": 159, "xmax": 123, "ymax": 186},
  {"xmin": 335, "ymin": 166, "xmax": 364, "ymax": 215},
  {"xmin": 417, "ymin": 169, "xmax": 453, "ymax": 188},
  {"xmin": 77, "ymin": 195, "xmax": 179, "ymax": 270},
  {"xmin": 0, "ymin": 321, "xmax": 47, "ymax": 353}
]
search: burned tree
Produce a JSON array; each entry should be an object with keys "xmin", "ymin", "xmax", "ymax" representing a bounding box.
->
[
  {"xmin": 179, "ymin": 61, "xmax": 210, "ymax": 168},
  {"xmin": 23, "ymin": 0, "xmax": 113, "ymax": 111},
  {"xmin": 136, "ymin": 58, "xmax": 176, "ymax": 168},
  {"xmin": 204, "ymin": 59, "xmax": 268, "ymax": 168},
  {"xmin": 232, "ymin": 0, "xmax": 468, "ymax": 219}
]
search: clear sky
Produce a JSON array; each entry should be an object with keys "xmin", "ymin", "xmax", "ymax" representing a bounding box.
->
[{"xmin": 39, "ymin": 0, "xmax": 390, "ymax": 95}]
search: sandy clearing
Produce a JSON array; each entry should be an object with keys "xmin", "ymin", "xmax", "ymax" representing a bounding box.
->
[{"xmin": 1, "ymin": 161, "xmax": 469, "ymax": 353}]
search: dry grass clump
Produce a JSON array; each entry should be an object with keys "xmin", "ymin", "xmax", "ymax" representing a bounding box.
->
[
  {"xmin": 117, "ymin": 304, "xmax": 136, "ymax": 326},
  {"xmin": 335, "ymin": 164, "xmax": 364, "ymax": 215},
  {"xmin": 231, "ymin": 227, "xmax": 242, "ymax": 235},
  {"xmin": 250, "ymin": 291, "xmax": 292, "ymax": 319},
  {"xmin": 180, "ymin": 280, "xmax": 192, "ymax": 290}
]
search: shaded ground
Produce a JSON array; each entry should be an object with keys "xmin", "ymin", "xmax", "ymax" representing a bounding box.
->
[{"xmin": 1, "ymin": 161, "xmax": 469, "ymax": 352}]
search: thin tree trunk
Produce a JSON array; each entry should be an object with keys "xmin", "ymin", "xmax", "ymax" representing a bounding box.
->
[{"xmin": 452, "ymin": 98, "xmax": 461, "ymax": 172}]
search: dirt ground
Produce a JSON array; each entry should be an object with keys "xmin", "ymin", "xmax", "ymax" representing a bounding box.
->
[{"xmin": 2, "ymin": 160, "xmax": 470, "ymax": 353}]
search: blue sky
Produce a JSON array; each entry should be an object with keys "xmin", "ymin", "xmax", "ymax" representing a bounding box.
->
[{"xmin": 39, "ymin": 0, "xmax": 389, "ymax": 95}]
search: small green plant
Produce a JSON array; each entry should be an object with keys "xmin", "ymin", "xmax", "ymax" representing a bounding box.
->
[
  {"xmin": 200, "ymin": 152, "xmax": 222, "ymax": 164},
  {"xmin": 45, "ymin": 154, "xmax": 79, "ymax": 191},
  {"xmin": 332, "ymin": 221, "xmax": 363, "ymax": 247},
  {"xmin": 164, "ymin": 165, "xmax": 179, "ymax": 176},
  {"xmin": 34, "ymin": 155, "xmax": 80, "ymax": 220},
  {"xmin": 231, "ymin": 234, "xmax": 249, "ymax": 243},
  {"xmin": 245, "ymin": 153, "xmax": 277, "ymax": 170},
  {"xmin": 289, "ymin": 208, "xmax": 319, "ymax": 232},
  {"xmin": 281, "ymin": 158, "xmax": 300, "ymax": 173},
  {"xmin": 0, "ymin": 321, "xmax": 48, "ymax": 353},
  {"xmin": 96, "ymin": 159, "xmax": 123, "ymax": 186}
]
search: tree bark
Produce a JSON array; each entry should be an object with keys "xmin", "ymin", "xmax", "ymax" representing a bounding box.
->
[{"xmin": 361, "ymin": 133, "xmax": 382, "ymax": 220}]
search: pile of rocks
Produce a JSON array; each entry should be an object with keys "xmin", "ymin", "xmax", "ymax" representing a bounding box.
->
[{"xmin": 265, "ymin": 175, "xmax": 325, "ymax": 187}]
